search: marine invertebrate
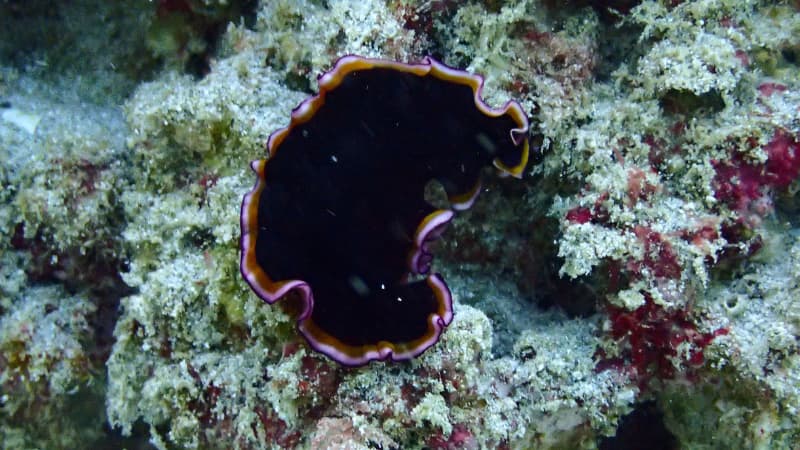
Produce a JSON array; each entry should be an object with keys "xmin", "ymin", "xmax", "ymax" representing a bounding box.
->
[{"xmin": 240, "ymin": 55, "xmax": 529, "ymax": 365}]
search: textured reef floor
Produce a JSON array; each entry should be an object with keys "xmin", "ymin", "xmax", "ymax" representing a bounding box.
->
[{"xmin": 1, "ymin": 1, "xmax": 800, "ymax": 449}]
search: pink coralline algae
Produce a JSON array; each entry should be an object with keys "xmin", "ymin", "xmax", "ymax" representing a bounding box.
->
[
  {"xmin": 599, "ymin": 295, "xmax": 729, "ymax": 386},
  {"xmin": 712, "ymin": 129, "xmax": 800, "ymax": 216},
  {"xmin": 565, "ymin": 206, "xmax": 593, "ymax": 224},
  {"xmin": 763, "ymin": 130, "xmax": 800, "ymax": 188},
  {"xmin": 629, "ymin": 226, "xmax": 682, "ymax": 280},
  {"xmin": 757, "ymin": 82, "xmax": 788, "ymax": 97},
  {"xmin": 565, "ymin": 192, "xmax": 610, "ymax": 225},
  {"xmin": 427, "ymin": 424, "xmax": 478, "ymax": 450}
]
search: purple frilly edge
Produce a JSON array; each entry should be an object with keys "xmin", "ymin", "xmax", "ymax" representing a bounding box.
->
[
  {"xmin": 240, "ymin": 148, "xmax": 453, "ymax": 368},
  {"xmin": 408, "ymin": 210, "xmax": 454, "ymax": 275},
  {"xmin": 267, "ymin": 55, "xmax": 530, "ymax": 157},
  {"xmin": 242, "ymin": 54, "xmax": 529, "ymax": 366},
  {"xmin": 298, "ymin": 274, "xmax": 453, "ymax": 366},
  {"xmin": 239, "ymin": 170, "xmax": 315, "ymax": 321}
]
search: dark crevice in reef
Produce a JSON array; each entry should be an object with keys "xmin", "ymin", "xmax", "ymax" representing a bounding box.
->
[
  {"xmin": 543, "ymin": 0, "xmax": 644, "ymax": 25},
  {"xmin": 599, "ymin": 401, "xmax": 678, "ymax": 450},
  {"xmin": 156, "ymin": 0, "xmax": 261, "ymax": 78},
  {"xmin": 0, "ymin": 0, "xmax": 261, "ymax": 99},
  {"xmin": 517, "ymin": 159, "xmax": 604, "ymax": 319},
  {"xmin": 592, "ymin": 20, "xmax": 647, "ymax": 83},
  {"xmin": 0, "ymin": 0, "xmax": 160, "ymax": 104},
  {"xmin": 776, "ymin": 190, "xmax": 800, "ymax": 228},
  {"xmin": 532, "ymin": 271, "xmax": 601, "ymax": 318},
  {"xmin": 5, "ymin": 222, "xmax": 138, "ymax": 447},
  {"xmin": 436, "ymin": 152, "xmax": 602, "ymax": 356},
  {"xmin": 540, "ymin": 0, "xmax": 647, "ymax": 82},
  {"xmin": 9, "ymin": 220, "xmax": 135, "ymax": 365},
  {"xmin": 513, "ymin": 210, "xmax": 601, "ymax": 319},
  {"xmin": 95, "ymin": 420, "xmax": 157, "ymax": 450},
  {"xmin": 659, "ymin": 88, "xmax": 726, "ymax": 116}
]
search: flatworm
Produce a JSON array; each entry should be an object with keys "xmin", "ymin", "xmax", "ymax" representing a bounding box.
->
[{"xmin": 241, "ymin": 55, "xmax": 529, "ymax": 366}]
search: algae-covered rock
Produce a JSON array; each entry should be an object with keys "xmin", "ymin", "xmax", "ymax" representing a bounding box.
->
[
  {"xmin": 0, "ymin": 283, "xmax": 106, "ymax": 448},
  {"xmin": 2, "ymin": 0, "xmax": 800, "ymax": 448}
]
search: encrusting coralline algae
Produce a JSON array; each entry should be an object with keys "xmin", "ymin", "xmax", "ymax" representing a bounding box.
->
[{"xmin": 1, "ymin": 0, "xmax": 799, "ymax": 448}]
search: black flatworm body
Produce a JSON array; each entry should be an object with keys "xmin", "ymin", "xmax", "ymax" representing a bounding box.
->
[{"xmin": 241, "ymin": 56, "xmax": 529, "ymax": 365}]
